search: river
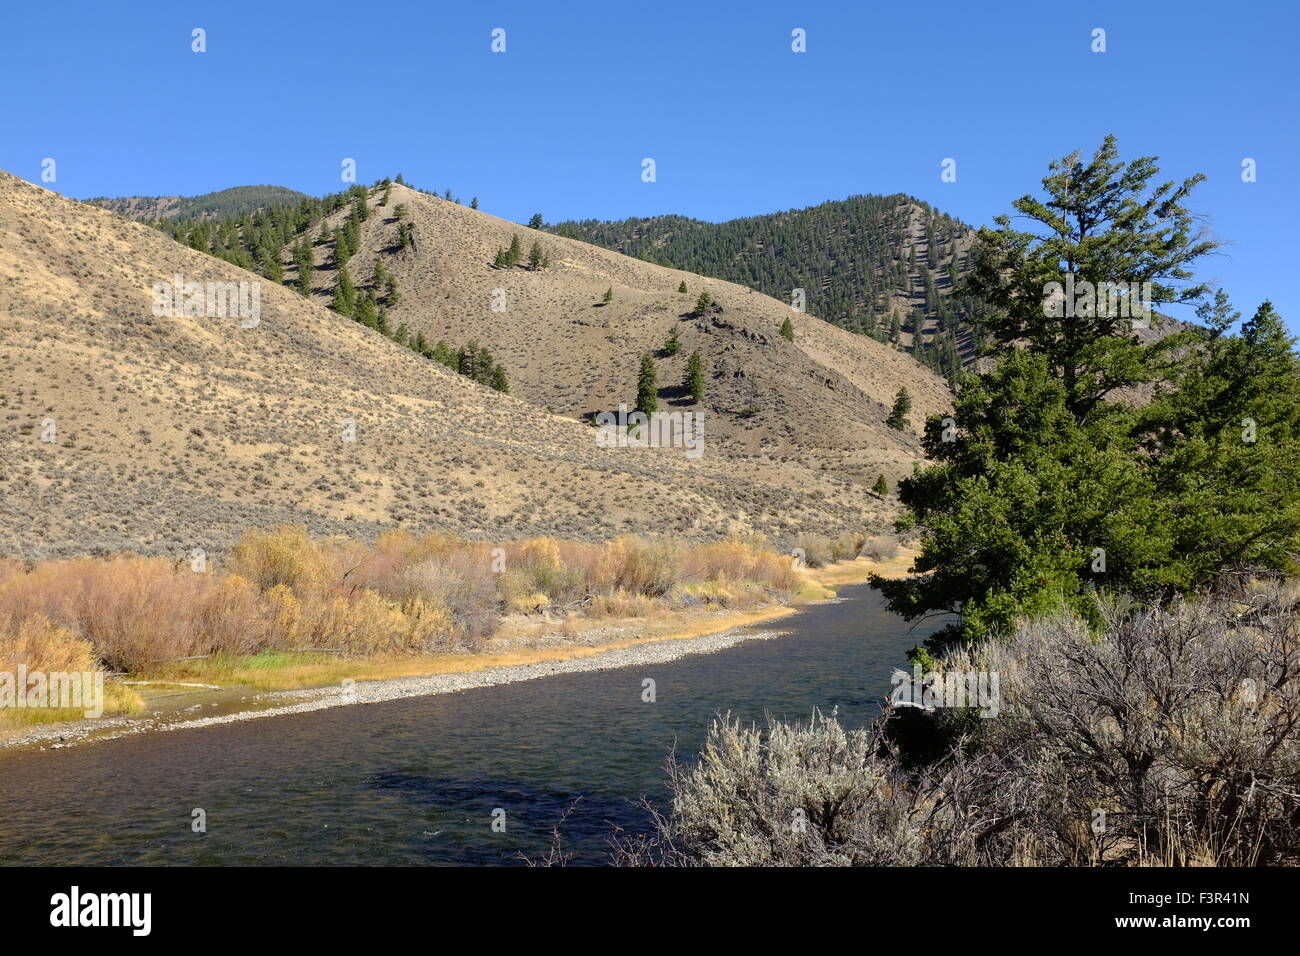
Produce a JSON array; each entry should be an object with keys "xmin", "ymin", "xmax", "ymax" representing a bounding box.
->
[{"xmin": 0, "ymin": 585, "xmax": 946, "ymax": 866}]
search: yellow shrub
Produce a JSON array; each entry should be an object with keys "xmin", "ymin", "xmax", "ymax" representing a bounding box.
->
[{"xmin": 229, "ymin": 525, "xmax": 337, "ymax": 596}]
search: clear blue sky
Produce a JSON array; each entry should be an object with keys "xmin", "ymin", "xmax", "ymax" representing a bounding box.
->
[{"xmin": 3, "ymin": 0, "xmax": 1296, "ymax": 329}]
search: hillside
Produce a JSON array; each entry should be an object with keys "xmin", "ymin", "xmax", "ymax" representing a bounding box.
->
[
  {"xmin": 0, "ymin": 172, "xmax": 938, "ymax": 559},
  {"xmin": 286, "ymin": 183, "xmax": 953, "ymax": 490},
  {"xmin": 551, "ymin": 195, "xmax": 984, "ymax": 380},
  {"xmin": 86, "ymin": 185, "xmax": 310, "ymax": 223}
]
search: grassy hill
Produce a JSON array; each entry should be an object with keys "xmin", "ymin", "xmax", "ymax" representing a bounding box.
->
[
  {"xmin": 0, "ymin": 171, "xmax": 932, "ymax": 558},
  {"xmin": 282, "ymin": 182, "xmax": 953, "ymax": 494}
]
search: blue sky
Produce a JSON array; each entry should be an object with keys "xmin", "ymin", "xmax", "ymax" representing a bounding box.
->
[{"xmin": 3, "ymin": 0, "xmax": 1296, "ymax": 329}]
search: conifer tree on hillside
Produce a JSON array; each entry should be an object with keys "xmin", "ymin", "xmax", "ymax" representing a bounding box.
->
[
  {"xmin": 528, "ymin": 213, "xmax": 543, "ymax": 229},
  {"xmin": 602, "ymin": 287, "xmax": 613, "ymax": 305},
  {"xmin": 678, "ymin": 280, "xmax": 688, "ymax": 294},
  {"xmin": 432, "ymin": 340, "xmax": 457, "ymax": 369},
  {"xmin": 873, "ymin": 474, "xmax": 889, "ymax": 495},
  {"xmin": 685, "ymin": 350, "xmax": 706, "ymax": 402},
  {"xmin": 506, "ymin": 234, "xmax": 523, "ymax": 267},
  {"xmin": 780, "ymin": 316, "xmax": 794, "ymax": 341},
  {"xmin": 665, "ymin": 326, "xmax": 681, "ymax": 355},
  {"xmin": 636, "ymin": 354, "xmax": 659, "ymax": 416},
  {"xmin": 330, "ymin": 265, "xmax": 356, "ymax": 317},
  {"xmin": 527, "ymin": 241, "xmax": 543, "ymax": 270},
  {"xmin": 355, "ymin": 293, "xmax": 378, "ymax": 329},
  {"xmin": 886, "ymin": 387, "xmax": 911, "ymax": 430},
  {"xmin": 470, "ymin": 197, "xmax": 479, "ymax": 209},
  {"xmin": 294, "ymin": 239, "xmax": 314, "ymax": 296},
  {"xmin": 694, "ymin": 290, "xmax": 713, "ymax": 315}
]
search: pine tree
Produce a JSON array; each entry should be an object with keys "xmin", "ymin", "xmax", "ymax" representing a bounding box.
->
[
  {"xmin": 685, "ymin": 351, "xmax": 705, "ymax": 402},
  {"xmin": 432, "ymin": 340, "xmax": 457, "ymax": 369},
  {"xmin": 528, "ymin": 213, "xmax": 543, "ymax": 229},
  {"xmin": 780, "ymin": 316, "xmax": 794, "ymax": 341},
  {"xmin": 330, "ymin": 265, "xmax": 356, "ymax": 317},
  {"xmin": 489, "ymin": 364, "xmax": 510, "ymax": 393},
  {"xmin": 694, "ymin": 290, "xmax": 713, "ymax": 315},
  {"xmin": 602, "ymin": 287, "xmax": 613, "ymax": 305},
  {"xmin": 636, "ymin": 354, "xmax": 658, "ymax": 416},
  {"xmin": 873, "ymin": 474, "xmax": 889, "ymax": 495},
  {"xmin": 665, "ymin": 327, "xmax": 682, "ymax": 355},
  {"xmin": 494, "ymin": 247, "xmax": 508, "ymax": 268},
  {"xmin": 470, "ymin": 197, "xmax": 479, "ymax": 209},
  {"xmin": 355, "ymin": 293, "xmax": 378, "ymax": 329},
  {"xmin": 885, "ymin": 387, "xmax": 911, "ymax": 429},
  {"xmin": 678, "ymin": 280, "xmax": 688, "ymax": 294},
  {"xmin": 294, "ymin": 239, "xmax": 314, "ymax": 296},
  {"xmin": 506, "ymin": 234, "xmax": 523, "ymax": 267},
  {"xmin": 527, "ymin": 241, "xmax": 543, "ymax": 270}
]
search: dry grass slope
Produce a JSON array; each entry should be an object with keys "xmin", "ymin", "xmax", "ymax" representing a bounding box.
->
[{"xmin": 0, "ymin": 172, "xmax": 947, "ymax": 558}]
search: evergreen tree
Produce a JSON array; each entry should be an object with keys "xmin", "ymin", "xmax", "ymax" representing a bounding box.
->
[
  {"xmin": 355, "ymin": 293, "xmax": 378, "ymax": 329},
  {"xmin": 873, "ymin": 474, "xmax": 889, "ymax": 495},
  {"xmin": 965, "ymin": 134, "xmax": 1218, "ymax": 421},
  {"xmin": 602, "ymin": 287, "xmax": 613, "ymax": 305},
  {"xmin": 506, "ymin": 234, "xmax": 523, "ymax": 267},
  {"xmin": 885, "ymin": 387, "xmax": 912, "ymax": 430},
  {"xmin": 678, "ymin": 280, "xmax": 688, "ymax": 294},
  {"xmin": 470, "ymin": 197, "xmax": 479, "ymax": 209},
  {"xmin": 527, "ymin": 241, "xmax": 543, "ymax": 270},
  {"xmin": 489, "ymin": 364, "xmax": 510, "ymax": 393},
  {"xmin": 665, "ymin": 326, "xmax": 681, "ymax": 355},
  {"xmin": 780, "ymin": 316, "xmax": 794, "ymax": 341},
  {"xmin": 694, "ymin": 290, "xmax": 713, "ymax": 315},
  {"xmin": 294, "ymin": 240, "xmax": 314, "ymax": 296},
  {"xmin": 685, "ymin": 351, "xmax": 706, "ymax": 402},
  {"xmin": 528, "ymin": 213, "xmax": 543, "ymax": 229},
  {"xmin": 871, "ymin": 139, "xmax": 1278, "ymax": 653},
  {"xmin": 636, "ymin": 354, "xmax": 659, "ymax": 415},
  {"xmin": 432, "ymin": 340, "xmax": 457, "ymax": 369},
  {"xmin": 330, "ymin": 265, "xmax": 356, "ymax": 317}
]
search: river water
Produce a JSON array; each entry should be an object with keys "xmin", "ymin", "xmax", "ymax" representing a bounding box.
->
[{"xmin": 0, "ymin": 585, "xmax": 945, "ymax": 866}]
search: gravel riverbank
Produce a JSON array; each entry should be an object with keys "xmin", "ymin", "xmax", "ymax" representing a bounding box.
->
[{"xmin": 0, "ymin": 623, "xmax": 790, "ymax": 755}]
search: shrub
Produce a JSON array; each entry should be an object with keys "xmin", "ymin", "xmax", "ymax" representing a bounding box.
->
[
  {"xmin": 861, "ymin": 535, "xmax": 900, "ymax": 561},
  {"xmin": 626, "ymin": 583, "xmax": 1300, "ymax": 867}
]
